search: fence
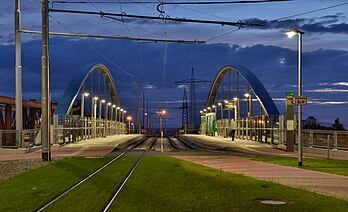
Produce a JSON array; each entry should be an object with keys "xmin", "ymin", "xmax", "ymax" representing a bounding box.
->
[
  {"xmin": 201, "ymin": 115, "xmax": 348, "ymax": 150},
  {"xmin": 0, "ymin": 115, "xmax": 127, "ymax": 148}
]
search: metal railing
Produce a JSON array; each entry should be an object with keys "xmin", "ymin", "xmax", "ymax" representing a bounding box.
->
[
  {"xmin": 200, "ymin": 115, "xmax": 348, "ymax": 151},
  {"xmin": 0, "ymin": 129, "xmax": 41, "ymax": 148},
  {"xmin": 0, "ymin": 115, "xmax": 127, "ymax": 148}
]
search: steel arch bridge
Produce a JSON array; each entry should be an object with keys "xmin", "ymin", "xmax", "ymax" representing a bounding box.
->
[
  {"xmin": 55, "ymin": 64, "xmax": 120, "ymax": 115},
  {"xmin": 206, "ymin": 65, "xmax": 279, "ymax": 115}
]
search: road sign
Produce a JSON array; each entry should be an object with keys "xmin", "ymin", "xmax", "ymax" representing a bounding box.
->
[
  {"xmin": 293, "ymin": 96, "xmax": 308, "ymax": 105},
  {"xmin": 286, "ymin": 91, "xmax": 294, "ymax": 97}
]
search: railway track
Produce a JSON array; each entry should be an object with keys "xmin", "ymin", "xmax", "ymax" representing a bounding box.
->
[{"xmin": 37, "ymin": 136, "xmax": 156, "ymax": 212}]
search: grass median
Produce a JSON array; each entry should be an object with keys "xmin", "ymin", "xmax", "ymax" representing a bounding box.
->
[
  {"xmin": 253, "ymin": 156, "xmax": 348, "ymax": 176},
  {"xmin": 1, "ymin": 156, "xmax": 348, "ymax": 211},
  {"xmin": 0, "ymin": 157, "xmax": 113, "ymax": 211},
  {"xmin": 110, "ymin": 156, "xmax": 348, "ymax": 211}
]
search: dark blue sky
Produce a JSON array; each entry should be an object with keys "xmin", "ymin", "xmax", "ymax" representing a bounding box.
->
[{"xmin": 1, "ymin": 0, "xmax": 348, "ymax": 128}]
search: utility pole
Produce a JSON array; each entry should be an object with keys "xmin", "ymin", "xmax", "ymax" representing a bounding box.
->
[
  {"xmin": 41, "ymin": 0, "xmax": 51, "ymax": 161},
  {"xmin": 15, "ymin": 0, "xmax": 23, "ymax": 145}
]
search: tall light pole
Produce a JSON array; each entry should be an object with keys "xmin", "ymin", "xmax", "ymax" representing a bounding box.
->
[
  {"xmin": 116, "ymin": 107, "xmax": 120, "ymax": 122},
  {"xmin": 99, "ymin": 99, "xmax": 105, "ymax": 119},
  {"xmin": 157, "ymin": 110, "xmax": 166, "ymax": 137},
  {"xmin": 127, "ymin": 116, "xmax": 132, "ymax": 134},
  {"xmin": 81, "ymin": 92, "xmax": 89, "ymax": 118},
  {"xmin": 218, "ymin": 102, "xmax": 224, "ymax": 137},
  {"xmin": 41, "ymin": 0, "xmax": 50, "ymax": 161},
  {"xmin": 286, "ymin": 29, "xmax": 305, "ymax": 167},
  {"xmin": 15, "ymin": 0, "xmax": 23, "ymax": 145}
]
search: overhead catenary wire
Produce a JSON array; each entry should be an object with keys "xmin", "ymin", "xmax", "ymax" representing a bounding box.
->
[{"xmin": 205, "ymin": 1, "xmax": 348, "ymax": 42}]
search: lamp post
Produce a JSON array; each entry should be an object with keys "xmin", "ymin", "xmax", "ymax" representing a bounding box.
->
[
  {"xmin": 116, "ymin": 107, "xmax": 121, "ymax": 122},
  {"xmin": 81, "ymin": 92, "xmax": 89, "ymax": 118},
  {"xmin": 286, "ymin": 28, "xmax": 305, "ymax": 167},
  {"xmin": 218, "ymin": 102, "xmax": 224, "ymax": 137},
  {"xmin": 123, "ymin": 110, "xmax": 126, "ymax": 123},
  {"xmin": 99, "ymin": 99, "xmax": 105, "ymax": 119},
  {"xmin": 127, "ymin": 116, "xmax": 132, "ymax": 134},
  {"xmin": 157, "ymin": 110, "xmax": 166, "ymax": 137}
]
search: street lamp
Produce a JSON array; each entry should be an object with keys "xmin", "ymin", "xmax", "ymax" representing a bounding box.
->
[
  {"xmin": 157, "ymin": 110, "xmax": 166, "ymax": 137},
  {"xmin": 116, "ymin": 107, "xmax": 121, "ymax": 122},
  {"xmin": 106, "ymin": 102, "xmax": 112, "ymax": 120},
  {"xmin": 81, "ymin": 92, "xmax": 89, "ymax": 118},
  {"xmin": 123, "ymin": 110, "xmax": 126, "ymax": 123},
  {"xmin": 99, "ymin": 99, "xmax": 106, "ymax": 119},
  {"xmin": 127, "ymin": 116, "xmax": 132, "ymax": 134},
  {"xmin": 286, "ymin": 28, "xmax": 305, "ymax": 167}
]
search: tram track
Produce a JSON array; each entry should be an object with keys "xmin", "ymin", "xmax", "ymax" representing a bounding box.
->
[{"xmin": 36, "ymin": 136, "xmax": 155, "ymax": 212}]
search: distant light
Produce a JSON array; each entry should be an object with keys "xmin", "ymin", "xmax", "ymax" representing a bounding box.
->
[
  {"xmin": 217, "ymin": 102, "xmax": 222, "ymax": 106},
  {"xmin": 212, "ymin": 105, "xmax": 216, "ymax": 108},
  {"xmin": 101, "ymin": 99, "xmax": 106, "ymax": 103},
  {"xmin": 116, "ymin": 107, "xmax": 120, "ymax": 110},
  {"xmin": 124, "ymin": 110, "xmax": 127, "ymax": 113},
  {"xmin": 200, "ymin": 110, "xmax": 203, "ymax": 114},
  {"xmin": 107, "ymin": 102, "xmax": 112, "ymax": 106},
  {"xmin": 203, "ymin": 109, "xmax": 207, "ymax": 112},
  {"xmin": 127, "ymin": 116, "xmax": 132, "ymax": 121},
  {"xmin": 161, "ymin": 110, "xmax": 166, "ymax": 115},
  {"xmin": 112, "ymin": 105, "xmax": 116, "ymax": 108},
  {"xmin": 93, "ymin": 96, "xmax": 99, "ymax": 100},
  {"xmin": 244, "ymin": 93, "xmax": 250, "ymax": 98},
  {"xmin": 83, "ymin": 92, "xmax": 90, "ymax": 97},
  {"xmin": 207, "ymin": 107, "xmax": 211, "ymax": 110},
  {"xmin": 223, "ymin": 100, "xmax": 228, "ymax": 103},
  {"xmin": 145, "ymin": 113, "xmax": 147, "ymax": 116},
  {"xmin": 120, "ymin": 109, "xmax": 124, "ymax": 111},
  {"xmin": 233, "ymin": 97, "xmax": 238, "ymax": 101}
]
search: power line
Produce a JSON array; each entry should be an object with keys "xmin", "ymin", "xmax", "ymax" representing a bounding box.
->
[
  {"xmin": 273, "ymin": 2, "xmax": 348, "ymax": 21},
  {"xmin": 49, "ymin": 8, "xmax": 265, "ymax": 27}
]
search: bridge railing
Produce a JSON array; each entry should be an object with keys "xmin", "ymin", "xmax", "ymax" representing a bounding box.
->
[
  {"xmin": 301, "ymin": 129, "xmax": 348, "ymax": 150},
  {"xmin": 202, "ymin": 115, "xmax": 348, "ymax": 150},
  {"xmin": 52, "ymin": 115, "xmax": 127, "ymax": 145},
  {"xmin": 0, "ymin": 115, "xmax": 127, "ymax": 148}
]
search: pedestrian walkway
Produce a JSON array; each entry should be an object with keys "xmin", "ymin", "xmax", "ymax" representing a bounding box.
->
[
  {"xmin": 0, "ymin": 134, "xmax": 143, "ymax": 161},
  {"xmin": 177, "ymin": 134, "xmax": 348, "ymax": 201},
  {"xmin": 182, "ymin": 134, "xmax": 348, "ymax": 160},
  {"xmin": 176, "ymin": 155, "xmax": 348, "ymax": 201}
]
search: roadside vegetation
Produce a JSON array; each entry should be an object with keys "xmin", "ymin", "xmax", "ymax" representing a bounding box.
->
[{"xmin": 1, "ymin": 156, "xmax": 347, "ymax": 211}]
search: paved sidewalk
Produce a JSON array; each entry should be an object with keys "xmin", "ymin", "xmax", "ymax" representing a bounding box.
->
[
  {"xmin": 183, "ymin": 134, "xmax": 348, "ymax": 160},
  {"xmin": 176, "ymin": 155, "xmax": 348, "ymax": 201},
  {"xmin": 0, "ymin": 134, "xmax": 143, "ymax": 161}
]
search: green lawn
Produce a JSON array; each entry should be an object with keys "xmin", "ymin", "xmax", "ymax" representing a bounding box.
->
[
  {"xmin": 0, "ymin": 157, "xmax": 113, "ymax": 211},
  {"xmin": 254, "ymin": 156, "xmax": 348, "ymax": 176},
  {"xmin": 109, "ymin": 156, "xmax": 348, "ymax": 212},
  {"xmin": 1, "ymin": 156, "xmax": 348, "ymax": 212}
]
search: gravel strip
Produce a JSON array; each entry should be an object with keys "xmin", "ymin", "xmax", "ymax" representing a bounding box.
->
[{"xmin": 0, "ymin": 159, "xmax": 48, "ymax": 180}]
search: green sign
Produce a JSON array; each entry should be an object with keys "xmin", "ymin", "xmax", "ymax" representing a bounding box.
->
[{"xmin": 286, "ymin": 91, "xmax": 294, "ymax": 97}]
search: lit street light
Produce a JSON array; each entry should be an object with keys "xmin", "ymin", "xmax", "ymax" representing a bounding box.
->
[
  {"xmin": 81, "ymin": 92, "xmax": 89, "ymax": 118},
  {"xmin": 286, "ymin": 28, "xmax": 305, "ymax": 167},
  {"xmin": 127, "ymin": 116, "xmax": 132, "ymax": 134}
]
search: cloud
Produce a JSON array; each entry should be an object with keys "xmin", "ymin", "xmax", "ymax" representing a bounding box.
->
[
  {"xmin": 306, "ymin": 88, "xmax": 348, "ymax": 93},
  {"xmin": 1, "ymin": 37, "xmax": 348, "ymax": 127},
  {"xmin": 244, "ymin": 13, "xmax": 348, "ymax": 34},
  {"xmin": 333, "ymin": 82, "xmax": 348, "ymax": 86}
]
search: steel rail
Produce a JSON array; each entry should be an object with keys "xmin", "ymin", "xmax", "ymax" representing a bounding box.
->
[
  {"xmin": 48, "ymin": 9, "xmax": 264, "ymax": 27},
  {"xmin": 20, "ymin": 29, "xmax": 205, "ymax": 44},
  {"xmin": 36, "ymin": 136, "xmax": 149, "ymax": 212},
  {"xmin": 101, "ymin": 137, "xmax": 157, "ymax": 211}
]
